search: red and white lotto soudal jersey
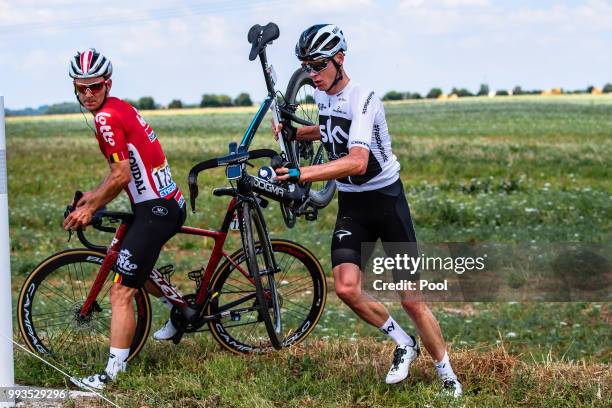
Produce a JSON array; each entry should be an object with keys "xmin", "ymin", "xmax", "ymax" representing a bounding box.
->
[{"xmin": 94, "ymin": 97, "xmax": 181, "ymax": 205}]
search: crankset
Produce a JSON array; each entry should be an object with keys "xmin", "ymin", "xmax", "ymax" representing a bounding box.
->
[{"xmin": 169, "ymin": 294, "xmax": 207, "ymax": 341}]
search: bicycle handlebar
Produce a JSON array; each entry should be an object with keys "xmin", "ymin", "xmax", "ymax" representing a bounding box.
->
[
  {"xmin": 64, "ymin": 191, "xmax": 134, "ymax": 251},
  {"xmin": 188, "ymin": 148, "xmax": 280, "ymax": 212}
]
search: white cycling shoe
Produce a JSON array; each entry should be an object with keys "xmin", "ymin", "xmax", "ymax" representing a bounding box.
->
[
  {"xmin": 70, "ymin": 372, "xmax": 111, "ymax": 391},
  {"xmin": 440, "ymin": 377, "xmax": 463, "ymax": 398},
  {"xmin": 153, "ymin": 319, "xmax": 178, "ymax": 341},
  {"xmin": 385, "ymin": 342, "xmax": 420, "ymax": 384}
]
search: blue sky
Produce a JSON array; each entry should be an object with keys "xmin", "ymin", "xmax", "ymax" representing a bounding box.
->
[{"xmin": 0, "ymin": 0, "xmax": 610, "ymax": 109}]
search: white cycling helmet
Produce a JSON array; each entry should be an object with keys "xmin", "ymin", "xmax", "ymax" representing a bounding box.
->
[
  {"xmin": 69, "ymin": 48, "xmax": 113, "ymax": 79},
  {"xmin": 295, "ymin": 24, "xmax": 347, "ymax": 61}
]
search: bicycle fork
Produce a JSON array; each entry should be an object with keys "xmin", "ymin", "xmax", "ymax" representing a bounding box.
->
[{"xmin": 78, "ymin": 223, "xmax": 129, "ymax": 318}]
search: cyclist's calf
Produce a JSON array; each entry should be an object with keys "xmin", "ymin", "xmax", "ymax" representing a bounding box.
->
[
  {"xmin": 110, "ymin": 283, "xmax": 138, "ymax": 348},
  {"xmin": 333, "ymin": 263, "xmax": 363, "ymax": 305},
  {"xmin": 110, "ymin": 282, "xmax": 137, "ymax": 307}
]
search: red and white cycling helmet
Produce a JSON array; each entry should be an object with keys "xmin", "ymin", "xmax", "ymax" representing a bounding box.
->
[
  {"xmin": 69, "ymin": 48, "xmax": 113, "ymax": 79},
  {"xmin": 295, "ymin": 24, "xmax": 347, "ymax": 61}
]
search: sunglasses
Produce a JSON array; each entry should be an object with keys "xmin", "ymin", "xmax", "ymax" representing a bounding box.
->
[
  {"xmin": 74, "ymin": 80, "xmax": 107, "ymax": 95},
  {"xmin": 302, "ymin": 59, "xmax": 331, "ymax": 74}
]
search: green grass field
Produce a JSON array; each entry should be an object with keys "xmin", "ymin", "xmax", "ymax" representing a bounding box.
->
[{"xmin": 7, "ymin": 95, "xmax": 612, "ymax": 407}]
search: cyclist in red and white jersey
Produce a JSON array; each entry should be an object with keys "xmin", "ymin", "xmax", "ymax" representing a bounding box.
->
[
  {"xmin": 63, "ymin": 48, "xmax": 185, "ymax": 389},
  {"xmin": 93, "ymin": 97, "xmax": 182, "ymax": 204}
]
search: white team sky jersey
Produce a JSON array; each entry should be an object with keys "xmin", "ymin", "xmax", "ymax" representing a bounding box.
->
[{"xmin": 314, "ymin": 81, "xmax": 400, "ymax": 192}]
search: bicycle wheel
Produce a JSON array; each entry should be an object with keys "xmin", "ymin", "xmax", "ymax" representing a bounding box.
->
[
  {"xmin": 207, "ymin": 239, "xmax": 327, "ymax": 354},
  {"xmin": 284, "ymin": 68, "xmax": 336, "ymax": 207},
  {"xmin": 17, "ymin": 249, "xmax": 152, "ymax": 373},
  {"xmin": 238, "ymin": 200, "xmax": 283, "ymax": 349}
]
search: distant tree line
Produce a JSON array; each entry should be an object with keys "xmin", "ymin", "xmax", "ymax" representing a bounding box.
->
[
  {"xmin": 6, "ymin": 92, "xmax": 254, "ymax": 116},
  {"xmin": 125, "ymin": 92, "xmax": 254, "ymax": 109},
  {"xmin": 382, "ymin": 83, "xmax": 612, "ymax": 101},
  {"xmin": 7, "ymin": 84, "xmax": 612, "ymax": 116}
]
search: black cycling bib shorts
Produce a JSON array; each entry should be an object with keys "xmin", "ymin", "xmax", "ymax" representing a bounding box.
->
[
  {"xmin": 113, "ymin": 196, "xmax": 186, "ymax": 289},
  {"xmin": 331, "ymin": 179, "xmax": 419, "ymax": 279}
]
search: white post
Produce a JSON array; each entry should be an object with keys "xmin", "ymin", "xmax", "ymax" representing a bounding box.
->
[{"xmin": 0, "ymin": 96, "xmax": 16, "ymax": 407}]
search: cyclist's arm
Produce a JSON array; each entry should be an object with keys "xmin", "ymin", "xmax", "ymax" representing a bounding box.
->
[
  {"xmin": 295, "ymin": 125, "xmax": 320, "ymax": 141},
  {"xmin": 277, "ymin": 146, "xmax": 368, "ymax": 183},
  {"xmin": 85, "ymin": 160, "xmax": 131, "ymax": 209},
  {"xmin": 87, "ymin": 109, "xmax": 131, "ymax": 210},
  {"xmin": 63, "ymin": 161, "xmax": 130, "ymax": 230}
]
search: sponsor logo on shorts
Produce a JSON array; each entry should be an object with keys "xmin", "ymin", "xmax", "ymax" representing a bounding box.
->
[
  {"xmin": 335, "ymin": 229, "xmax": 352, "ymax": 241},
  {"xmin": 116, "ymin": 249, "xmax": 138, "ymax": 275},
  {"xmin": 152, "ymin": 206, "xmax": 168, "ymax": 216}
]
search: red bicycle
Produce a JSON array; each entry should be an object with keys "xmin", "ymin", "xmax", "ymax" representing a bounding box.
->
[{"xmin": 18, "ymin": 153, "xmax": 326, "ymax": 375}]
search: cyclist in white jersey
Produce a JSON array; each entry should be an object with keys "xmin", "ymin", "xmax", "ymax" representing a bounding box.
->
[{"xmin": 275, "ymin": 24, "xmax": 462, "ymax": 397}]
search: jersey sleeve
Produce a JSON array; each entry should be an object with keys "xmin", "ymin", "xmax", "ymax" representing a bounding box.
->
[
  {"xmin": 348, "ymin": 89, "xmax": 379, "ymax": 150},
  {"xmin": 94, "ymin": 110, "xmax": 129, "ymax": 164}
]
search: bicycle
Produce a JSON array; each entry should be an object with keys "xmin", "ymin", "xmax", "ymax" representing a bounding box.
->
[
  {"xmin": 244, "ymin": 22, "xmax": 336, "ymax": 228},
  {"xmin": 17, "ymin": 22, "xmax": 330, "ymax": 370},
  {"xmin": 18, "ymin": 175, "xmax": 326, "ymax": 366}
]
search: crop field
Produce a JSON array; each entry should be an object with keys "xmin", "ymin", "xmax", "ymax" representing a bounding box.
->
[{"xmin": 6, "ymin": 95, "xmax": 612, "ymax": 407}]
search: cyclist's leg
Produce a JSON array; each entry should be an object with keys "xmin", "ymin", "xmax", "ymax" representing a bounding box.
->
[
  {"xmin": 144, "ymin": 196, "xmax": 187, "ymax": 300},
  {"xmin": 378, "ymin": 181, "xmax": 459, "ymax": 385},
  {"xmin": 331, "ymin": 191, "xmax": 390, "ymax": 327},
  {"xmin": 73, "ymin": 200, "xmax": 182, "ymax": 389},
  {"xmin": 332, "ymin": 189, "xmax": 420, "ymax": 385},
  {"xmin": 107, "ymin": 199, "xmax": 183, "ymax": 375},
  {"xmin": 142, "ymin": 196, "xmax": 186, "ymax": 340}
]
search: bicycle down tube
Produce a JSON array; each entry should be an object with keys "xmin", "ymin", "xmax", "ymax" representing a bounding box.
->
[{"xmin": 77, "ymin": 196, "xmax": 257, "ymax": 320}]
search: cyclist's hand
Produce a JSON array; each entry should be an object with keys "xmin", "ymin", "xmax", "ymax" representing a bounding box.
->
[
  {"xmin": 274, "ymin": 166, "xmax": 301, "ymax": 183},
  {"xmin": 63, "ymin": 205, "xmax": 94, "ymax": 231},
  {"xmin": 283, "ymin": 122, "xmax": 297, "ymax": 141},
  {"xmin": 76, "ymin": 191, "xmax": 95, "ymax": 208},
  {"xmin": 271, "ymin": 120, "xmax": 297, "ymax": 141},
  {"xmin": 271, "ymin": 119, "xmax": 282, "ymax": 141}
]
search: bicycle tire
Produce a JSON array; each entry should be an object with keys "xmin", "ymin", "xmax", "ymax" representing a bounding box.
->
[
  {"xmin": 17, "ymin": 249, "xmax": 152, "ymax": 372},
  {"xmin": 284, "ymin": 68, "xmax": 336, "ymax": 209},
  {"xmin": 239, "ymin": 200, "xmax": 283, "ymax": 349},
  {"xmin": 207, "ymin": 239, "xmax": 327, "ymax": 354}
]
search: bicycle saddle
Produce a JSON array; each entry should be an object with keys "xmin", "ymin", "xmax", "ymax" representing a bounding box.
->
[{"xmin": 248, "ymin": 22, "xmax": 280, "ymax": 61}]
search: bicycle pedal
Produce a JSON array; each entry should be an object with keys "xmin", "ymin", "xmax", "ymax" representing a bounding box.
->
[
  {"xmin": 172, "ymin": 331, "xmax": 184, "ymax": 345},
  {"xmin": 304, "ymin": 211, "xmax": 318, "ymax": 221},
  {"xmin": 158, "ymin": 264, "xmax": 174, "ymax": 277},
  {"xmin": 188, "ymin": 268, "xmax": 204, "ymax": 288}
]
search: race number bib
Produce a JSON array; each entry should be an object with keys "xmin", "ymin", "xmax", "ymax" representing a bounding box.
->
[{"xmin": 152, "ymin": 160, "xmax": 177, "ymax": 198}]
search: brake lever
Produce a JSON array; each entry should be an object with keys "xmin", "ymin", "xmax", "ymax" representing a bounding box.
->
[{"xmin": 64, "ymin": 190, "xmax": 83, "ymax": 241}]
